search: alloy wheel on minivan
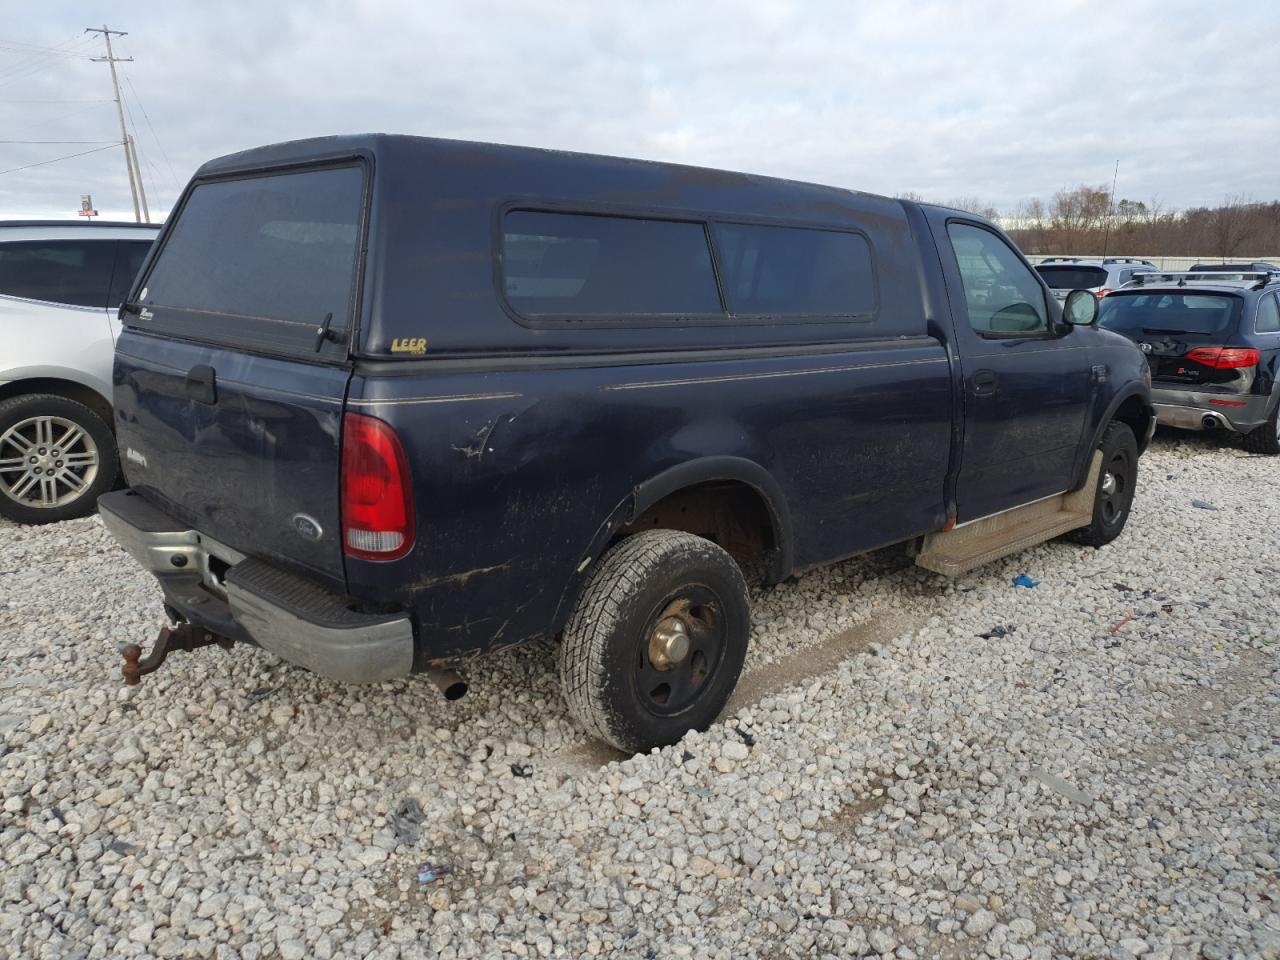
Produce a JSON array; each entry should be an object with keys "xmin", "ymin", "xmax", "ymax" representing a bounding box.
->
[{"xmin": 0, "ymin": 394, "xmax": 118, "ymax": 525}]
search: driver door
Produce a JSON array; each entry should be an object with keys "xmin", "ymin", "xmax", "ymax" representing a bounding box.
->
[{"xmin": 932, "ymin": 218, "xmax": 1093, "ymax": 521}]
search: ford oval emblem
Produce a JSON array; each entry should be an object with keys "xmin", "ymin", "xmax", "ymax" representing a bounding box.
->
[
  {"xmin": 1139, "ymin": 342, "xmax": 1153, "ymax": 353},
  {"xmin": 292, "ymin": 513, "xmax": 323, "ymax": 541}
]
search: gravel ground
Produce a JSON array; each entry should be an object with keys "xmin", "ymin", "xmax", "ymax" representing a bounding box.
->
[{"xmin": 1, "ymin": 431, "xmax": 1277, "ymax": 960}]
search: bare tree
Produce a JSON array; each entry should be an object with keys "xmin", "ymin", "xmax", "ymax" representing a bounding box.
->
[
  {"xmin": 895, "ymin": 192, "xmax": 999, "ymax": 220},
  {"xmin": 1204, "ymin": 197, "xmax": 1255, "ymax": 258},
  {"xmin": 1050, "ymin": 185, "xmax": 1111, "ymax": 249},
  {"xmin": 943, "ymin": 196, "xmax": 1001, "ymax": 220}
]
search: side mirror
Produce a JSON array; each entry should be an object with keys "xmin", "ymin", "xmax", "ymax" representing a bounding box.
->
[{"xmin": 1063, "ymin": 288, "xmax": 1099, "ymax": 326}]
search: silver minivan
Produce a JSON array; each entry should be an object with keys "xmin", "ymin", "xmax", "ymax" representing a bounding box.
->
[{"xmin": 0, "ymin": 220, "xmax": 159, "ymax": 523}]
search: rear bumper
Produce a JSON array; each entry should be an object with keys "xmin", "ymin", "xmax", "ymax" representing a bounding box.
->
[
  {"xmin": 1151, "ymin": 386, "xmax": 1270, "ymax": 434},
  {"xmin": 99, "ymin": 490, "xmax": 414, "ymax": 684}
]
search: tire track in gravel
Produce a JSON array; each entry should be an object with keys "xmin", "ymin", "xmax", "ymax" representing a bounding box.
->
[{"xmin": 552, "ymin": 611, "xmax": 921, "ymax": 772}]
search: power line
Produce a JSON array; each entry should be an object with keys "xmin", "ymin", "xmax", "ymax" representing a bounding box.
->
[
  {"xmin": 0, "ymin": 44, "xmax": 93, "ymax": 61},
  {"xmin": 0, "ymin": 142, "xmax": 118, "ymax": 177},
  {"xmin": 0, "ymin": 36, "xmax": 97, "ymax": 56},
  {"xmin": 0, "ymin": 34, "xmax": 95, "ymax": 87},
  {"xmin": 0, "ymin": 139, "xmax": 116, "ymax": 144},
  {"xmin": 0, "ymin": 98, "xmax": 112, "ymax": 104},
  {"xmin": 123, "ymin": 73, "xmax": 180, "ymax": 190}
]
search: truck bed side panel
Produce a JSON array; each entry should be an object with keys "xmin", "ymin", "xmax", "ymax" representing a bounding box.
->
[{"xmin": 346, "ymin": 339, "xmax": 950, "ymax": 664}]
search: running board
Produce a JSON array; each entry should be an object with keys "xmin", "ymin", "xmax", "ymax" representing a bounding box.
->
[{"xmin": 915, "ymin": 452, "xmax": 1101, "ymax": 576}]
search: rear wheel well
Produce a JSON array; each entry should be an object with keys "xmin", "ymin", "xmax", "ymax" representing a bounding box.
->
[
  {"xmin": 0, "ymin": 379, "xmax": 113, "ymax": 432},
  {"xmin": 620, "ymin": 480, "xmax": 778, "ymax": 575},
  {"xmin": 1113, "ymin": 395, "xmax": 1152, "ymax": 453}
]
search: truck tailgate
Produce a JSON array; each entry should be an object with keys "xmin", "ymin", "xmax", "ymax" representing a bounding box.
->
[{"xmin": 113, "ymin": 332, "xmax": 350, "ymax": 589}]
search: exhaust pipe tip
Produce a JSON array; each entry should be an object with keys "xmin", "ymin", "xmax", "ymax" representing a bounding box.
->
[
  {"xmin": 1202, "ymin": 414, "xmax": 1223, "ymax": 430},
  {"xmin": 428, "ymin": 668, "xmax": 468, "ymax": 701}
]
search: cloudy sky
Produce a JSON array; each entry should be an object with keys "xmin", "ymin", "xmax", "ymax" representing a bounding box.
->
[{"xmin": 3, "ymin": 0, "xmax": 1278, "ymax": 222}]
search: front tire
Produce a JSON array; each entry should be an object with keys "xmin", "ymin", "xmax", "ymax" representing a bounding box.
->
[
  {"xmin": 558, "ymin": 530, "xmax": 750, "ymax": 753},
  {"xmin": 1067, "ymin": 421, "xmax": 1138, "ymax": 547},
  {"xmin": 1243, "ymin": 401, "xmax": 1280, "ymax": 456},
  {"xmin": 0, "ymin": 394, "xmax": 118, "ymax": 525}
]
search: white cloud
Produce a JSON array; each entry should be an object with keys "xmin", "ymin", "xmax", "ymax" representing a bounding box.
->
[{"xmin": 3, "ymin": 0, "xmax": 1277, "ymax": 221}]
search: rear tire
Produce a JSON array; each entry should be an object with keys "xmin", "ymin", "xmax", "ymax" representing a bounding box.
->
[
  {"xmin": 558, "ymin": 530, "xmax": 750, "ymax": 753},
  {"xmin": 1243, "ymin": 402, "xmax": 1280, "ymax": 456},
  {"xmin": 0, "ymin": 394, "xmax": 118, "ymax": 525},
  {"xmin": 1067, "ymin": 421, "xmax": 1138, "ymax": 547}
]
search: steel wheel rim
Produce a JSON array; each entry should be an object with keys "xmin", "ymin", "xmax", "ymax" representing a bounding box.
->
[
  {"xmin": 634, "ymin": 585, "xmax": 726, "ymax": 718},
  {"xmin": 1100, "ymin": 451, "xmax": 1129, "ymax": 525},
  {"xmin": 0, "ymin": 415, "xmax": 99, "ymax": 509}
]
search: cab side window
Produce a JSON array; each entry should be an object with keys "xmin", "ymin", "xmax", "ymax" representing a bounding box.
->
[
  {"xmin": 947, "ymin": 223, "xmax": 1048, "ymax": 335},
  {"xmin": 1257, "ymin": 293, "xmax": 1280, "ymax": 334}
]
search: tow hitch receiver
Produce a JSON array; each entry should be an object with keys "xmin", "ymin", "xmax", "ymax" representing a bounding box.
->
[{"xmin": 121, "ymin": 623, "xmax": 234, "ymax": 685}]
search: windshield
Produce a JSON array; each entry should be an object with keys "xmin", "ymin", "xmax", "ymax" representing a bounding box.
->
[
  {"xmin": 1035, "ymin": 265, "xmax": 1108, "ymax": 289},
  {"xmin": 1099, "ymin": 292, "xmax": 1241, "ymax": 337}
]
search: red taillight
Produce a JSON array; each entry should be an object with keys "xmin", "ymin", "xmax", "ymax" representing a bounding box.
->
[
  {"xmin": 1095, "ymin": 288, "xmax": 1112, "ymax": 298},
  {"xmin": 1185, "ymin": 346, "xmax": 1260, "ymax": 369},
  {"xmin": 1209, "ymin": 399, "xmax": 1248, "ymax": 407},
  {"xmin": 341, "ymin": 412, "xmax": 414, "ymax": 561}
]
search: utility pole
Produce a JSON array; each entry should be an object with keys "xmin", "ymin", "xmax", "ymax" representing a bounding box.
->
[
  {"xmin": 86, "ymin": 25, "xmax": 144, "ymax": 223},
  {"xmin": 127, "ymin": 135, "xmax": 150, "ymax": 222}
]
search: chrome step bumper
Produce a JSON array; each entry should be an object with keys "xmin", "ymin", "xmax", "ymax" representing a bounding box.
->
[{"xmin": 98, "ymin": 490, "xmax": 414, "ymax": 684}]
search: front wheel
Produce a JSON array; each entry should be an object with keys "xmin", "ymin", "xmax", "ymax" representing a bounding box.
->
[
  {"xmin": 558, "ymin": 530, "xmax": 750, "ymax": 753},
  {"xmin": 1066, "ymin": 421, "xmax": 1138, "ymax": 547},
  {"xmin": 0, "ymin": 394, "xmax": 118, "ymax": 525}
]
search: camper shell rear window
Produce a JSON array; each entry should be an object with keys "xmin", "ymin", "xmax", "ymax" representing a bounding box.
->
[{"xmin": 130, "ymin": 162, "xmax": 366, "ymax": 358}]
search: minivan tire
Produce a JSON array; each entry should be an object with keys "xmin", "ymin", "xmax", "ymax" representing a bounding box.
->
[
  {"xmin": 1066, "ymin": 421, "xmax": 1138, "ymax": 547},
  {"xmin": 0, "ymin": 393, "xmax": 118, "ymax": 525},
  {"xmin": 1242, "ymin": 402, "xmax": 1280, "ymax": 456},
  {"xmin": 558, "ymin": 530, "xmax": 750, "ymax": 754}
]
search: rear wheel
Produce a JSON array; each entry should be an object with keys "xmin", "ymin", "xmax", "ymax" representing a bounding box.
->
[
  {"xmin": 0, "ymin": 394, "xmax": 118, "ymax": 525},
  {"xmin": 558, "ymin": 530, "xmax": 750, "ymax": 753},
  {"xmin": 1243, "ymin": 402, "xmax": 1280, "ymax": 456},
  {"xmin": 1067, "ymin": 421, "xmax": 1138, "ymax": 547}
]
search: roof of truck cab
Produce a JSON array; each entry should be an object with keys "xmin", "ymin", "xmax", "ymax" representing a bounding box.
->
[{"xmin": 193, "ymin": 133, "xmax": 890, "ymax": 209}]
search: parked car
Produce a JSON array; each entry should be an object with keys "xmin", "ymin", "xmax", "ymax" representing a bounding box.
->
[
  {"xmin": 99, "ymin": 136, "xmax": 1154, "ymax": 752},
  {"xmin": 1102, "ymin": 270, "xmax": 1280, "ymax": 454},
  {"xmin": 0, "ymin": 220, "xmax": 159, "ymax": 523},
  {"xmin": 1189, "ymin": 262, "xmax": 1280, "ymax": 273},
  {"xmin": 1035, "ymin": 257, "xmax": 1157, "ymax": 303}
]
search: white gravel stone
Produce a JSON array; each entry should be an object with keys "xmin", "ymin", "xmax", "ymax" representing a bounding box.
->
[
  {"xmin": 0, "ymin": 439, "xmax": 1276, "ymax": 958},
  {"xmin": 868, "ymin": 928, "xmax": 898, "ymax": 954},
  {"xmin": 964, "ymin": 908, "xmax": 997, "ymax": 937}
]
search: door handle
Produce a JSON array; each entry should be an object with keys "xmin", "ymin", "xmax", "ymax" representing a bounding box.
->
[
  {"xmin": 971, "ymin": 369, "xmax": 998, "ymax": 397},
  {"xmin": 184, "ymin": 364, "xmax": 217, "ymax": 405}
]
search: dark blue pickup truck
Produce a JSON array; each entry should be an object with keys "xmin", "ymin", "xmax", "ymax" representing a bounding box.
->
[{"xmin": 99, "ymin": 135, "xmax": 1154, "ymax": 751}]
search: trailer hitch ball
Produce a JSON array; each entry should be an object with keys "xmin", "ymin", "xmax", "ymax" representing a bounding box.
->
[{"xmin": 121, "ymin": 623, "xmax": 234, "ymax": 685}]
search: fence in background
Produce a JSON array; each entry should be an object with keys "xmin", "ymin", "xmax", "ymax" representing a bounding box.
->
[{"xmin": 1025, "ymin": 255, "xmax": 1280, "ymax": 271}]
